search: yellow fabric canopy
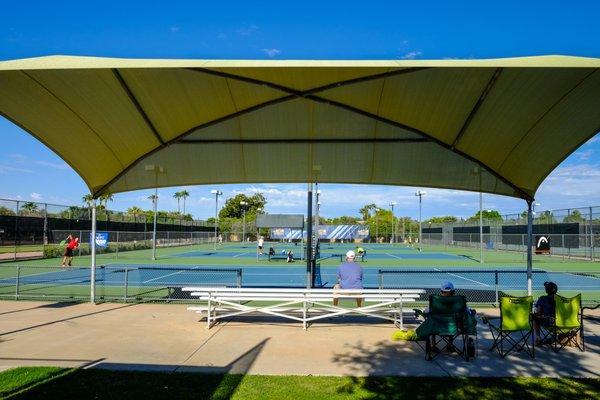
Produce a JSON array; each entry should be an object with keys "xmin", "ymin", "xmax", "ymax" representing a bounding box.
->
[{"xmin": 1, "ymin": 55, "xmax": 599, "ymax": 200}]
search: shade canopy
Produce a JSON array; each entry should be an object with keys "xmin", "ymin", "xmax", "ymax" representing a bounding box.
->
[{"xmin": 1, "ymin": 55, "xmax": 599, "ymax": 200}]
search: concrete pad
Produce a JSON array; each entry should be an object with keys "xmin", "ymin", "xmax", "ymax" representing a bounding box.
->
[{"xmin": 0, "ymin": 300, "xmax": 599, "ymax": 377}]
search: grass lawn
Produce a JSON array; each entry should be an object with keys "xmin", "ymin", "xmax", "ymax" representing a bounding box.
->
[{"xmin": 1, "ymin": 367, "xmax": 599, "ymax": 400}]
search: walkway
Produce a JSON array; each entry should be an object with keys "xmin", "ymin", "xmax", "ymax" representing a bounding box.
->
[{"xmin": 0, "ymin": 300, "xmax": 598, "ymax": 376}]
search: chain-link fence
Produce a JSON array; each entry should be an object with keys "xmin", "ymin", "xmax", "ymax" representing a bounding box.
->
[
  {"xmin": 378, "ymin": 268, "xmax": 600, "ymax": 305},
  {"xmin": 0, "ymin": 264, "xmax": 242, "ymax": 302},
  {"xmin": 422, "ymin": 205, "xmax": 600, "ymax": 261},
  {"xmin": 0, "ymin": 197, "xmax": 214, "ymax": 261},
  {"xmin": 421, "ymin": 233, "xmax": 598, "ymax": 260}
]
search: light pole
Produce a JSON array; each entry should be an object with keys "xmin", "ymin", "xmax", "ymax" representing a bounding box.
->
[
  {"xmin": 240, "ymin": 201, "xmax": 248, "ymax": 245},
  {"xmin": 145, "ymin": 164, "xmax": 165, "ymax": 260},
  {"xmin": 415, "ymin": 191, "xmax": 426, "ymax": 252},
  {"xmin": 211, "ymin": 189, "xmax": 222, "ymax": 250},
  {"xmin": 389, "ymin": 202, "xmax": 397, "ymax": 244},
  {"xmin": 375, "ymin": 208, "xmax": 380, "ymax": 243}
]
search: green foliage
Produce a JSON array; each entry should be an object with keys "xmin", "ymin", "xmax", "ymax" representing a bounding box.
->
[
  {"xmin": 325, "ymin": 216, "xmax": 360, "ymax": 224},
  {"xmin": 563, "ymin": 209, "xmax": 585, "ymax": 223},
  {"xmin": 219, "ymin": 193, "xmax": 266, "ymax": 219},
  {"xmin": 0, "ymin": 206, "xmax": 16, "ymax": 216},
  {"xmin": 427, "ymin": 216, "xmax": 458, "ymax": 224},
  {"xmin": 358, "ymin": 203, "xmax": 377, "ymax": 220},
  {"xmin": 467, "ymin": 210, "xmax": 503, "ymax": 222},
  {"xmin": 20, "ymin": 201, "xmax": 39, "ymax": 215},
  {"xmin": 537, "ymin": 210, "xmax": 557, "ymax": 224}
]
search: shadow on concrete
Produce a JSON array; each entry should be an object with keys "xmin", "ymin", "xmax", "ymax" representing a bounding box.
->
[
  {"xmin": 330, "ymin": 327, "xmax": 600, "ymax": 398},
  {"xmin": 0, "ymin": 302, "xmax": 79, "ymax": 316},
  {"xmin": 0, "ymin": 303, "xmax": 138, "ymax": 336},
  {"xmin": 6, "ymin": 340, "xmax": 268, "ymax": 399},
  {"xmin": 331, "ymin": 321, "xmax": 600, "ymax": 378}
]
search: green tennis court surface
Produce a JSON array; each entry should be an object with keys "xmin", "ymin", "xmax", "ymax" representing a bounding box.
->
[{"xmin": 1, "ymin": 241, "xmax": 598, "ymax": 303}]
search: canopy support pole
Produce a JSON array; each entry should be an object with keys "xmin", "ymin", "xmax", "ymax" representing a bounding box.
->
[
  {"xmin": 90, "ymin": 201, "xmax": 97, "ymax": 304},
  {"xmin": 306, "ymin": 183, "xmax": 313, "ymax": 288},
  {"xmin": 526, "ymin": 199, "xmax": 534, "ymax": 296}
]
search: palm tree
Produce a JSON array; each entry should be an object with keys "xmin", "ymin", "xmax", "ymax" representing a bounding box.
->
[
  {"xmin": 173, "ymin": 191, "xmax": 182, "ymax": 213},
  {"xmin": 21, "ymin": 202, "xmax": 38, "ymax": 216},
  {"xmin": 99, "ymin": 193, "xmax": 114, "ymax": 209},
  {"xmin": 127, "ymin": 206, "xmax": 145, "ymax": 222},
  {"xmin": 82, "ymin": 194, "xmax": 95, "ymax": 209},
  {"xmin": 180, "ymin": 190, "xmax": 190, "ymax": 214},
  {"xmin": 358, "ymin": 203, "xmax": 377, "ymax": 221}
]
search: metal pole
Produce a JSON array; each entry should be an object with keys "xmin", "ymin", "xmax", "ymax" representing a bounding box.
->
[
  {"xmin": 494, "ymin": 270, "xmax": 499, "ymax": 306},
  {"xmin": 43, "ymin": 203, "xmax": 48, "ymax": 246},
  {"xmin": 15, "ymin": 265, "xmax": 20, "ymax": 299},
  {"xmin": 124, "ymin": 266, "xmax": 129, "ymax": 302},
  {"xmin": 152, "ymin": 187, "xmax": 157, "ymax": 260},
  {"xmin": 375, "ymin": 210, "xmax": 379, "ymax": 243},
  {"xmin": 14, "ymin": 201, "xmax": 18, "ymax": 261},
  {"xmin": 526, "ymin": 200, "xmax": 533, "ymax": 296},
  {"xmin": 214, "ymin": 192, "xmax": 219, "ymax": 250},
  {"xmin": 306, "ymin": 183, "xmax": 313, "ymax": 288},
  {"xmin": 91, "ymin": 202, "xmax": 97, "ymax": 303},
  {"xmin": 115, "ymin": 231, "xmax": 119, "ymax": 260},
  {"xmin": 479, "ymin": 191, "xmax": 483, "ymax": 263},
  {"xmin": 391, "ymin": 204, "xmax": 394, "ymax": 244}
]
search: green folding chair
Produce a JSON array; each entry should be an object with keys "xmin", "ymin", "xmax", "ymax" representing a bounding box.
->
[
  {"xmin": 416, "ymin": 295, "xmax": 477, "ymax": 361},
  {"xmin": 483, "ymin": 296, "xmax": 534, "ymax": 358},
  {"xmin": 539, "ymin": 294, "xmax": 584, "ymax": 352}
]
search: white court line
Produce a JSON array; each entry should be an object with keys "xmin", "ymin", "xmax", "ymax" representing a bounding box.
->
[
  {"xmin": 142, "ymin": 266, "xmax": 200, "ymax": 284},
  {"xmin": 232, "ymin": 252, "xmax": 250, "ymax": 258},
  {"xmin": 386, "ymin": 253, "xmax": 402, "ymax": 259},
  {"xmin": 433, "ymin": 267, "xmax": 490, "ymax": 287}
]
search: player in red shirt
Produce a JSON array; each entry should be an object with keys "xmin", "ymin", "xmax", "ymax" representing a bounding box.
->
[{"xmin": 61, "ymin": 234, "xmax": 80, "ymax": 267}]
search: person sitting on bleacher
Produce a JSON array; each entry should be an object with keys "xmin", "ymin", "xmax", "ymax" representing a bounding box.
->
[{"xmin": 268, "ymin": 247, "xmax": 275, "ymax": 257}]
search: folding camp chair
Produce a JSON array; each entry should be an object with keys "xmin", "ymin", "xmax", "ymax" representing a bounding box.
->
[
  {"xmin": 538, "ymin": 294, "xmax": 584, "ymax": 352},
  {"xmin": 416, "ymin": 295, "xmax": 477, "ymax": 361},
  {"xmin": 483, "ymin": 296, "xmax": 534, "ymax": 358}
]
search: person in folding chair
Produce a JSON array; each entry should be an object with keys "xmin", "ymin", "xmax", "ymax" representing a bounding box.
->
[
  {"xmin": 482, "ymin": 295, "xmax": 535, "ymax": 358},
  {"xmin": 533, "ymin": 281, "xmax": 558, "ymax": 345},
  {"xmin": 534, "ymin": 282, "xmax": 585, "ymax": 352},
  {"xmin": 415, "ymin": 281, "xmax": 477, "ymax": 361}
]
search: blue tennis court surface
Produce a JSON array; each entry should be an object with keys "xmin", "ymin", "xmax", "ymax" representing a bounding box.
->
[
  {"xmin": 4, "ymin": 265, "xmax": 599, "ymax": 293},
  {"xmin": 169, "ymin": 250, "xmax": 464, "ymax": 260}
]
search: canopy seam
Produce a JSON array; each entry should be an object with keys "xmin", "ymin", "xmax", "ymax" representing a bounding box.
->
[
  {"xmin": 21, "ymin": 71, "xmax": 125, "ymax": 170},
  {"xmin": 497, "ymin": 68, "xmax": 599, "ymax": 174}
]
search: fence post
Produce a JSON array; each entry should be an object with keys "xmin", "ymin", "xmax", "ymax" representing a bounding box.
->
[
  {"xmin": 15, "ymin": 265, "xmax": 20, "ymax": 299},
  {"xmin": 494, "ymin": 270, "xmax": 499, "ymax": 306},
  {"xmin": 237, "ymin": 270, "xmax": 242, "ymax": 288},
  {"xmin": 79, "ymin": 230, "xmax": 83, "ymax": 256},
  {"xmin": 378, "ymin": 270, "xmax": 383, "ymax": 290},
  {"xmin": 115, "ymin": 231, "xmax": 119, "ymax": 260},
  {"xmin": 124, "ymin": 266, "xmax": 129, "ymax": 302},
  {"xmin": 14, "ymin": 200, "xmax": 19, "ymax": 261}
]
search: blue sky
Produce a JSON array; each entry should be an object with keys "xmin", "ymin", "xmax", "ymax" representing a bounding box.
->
[{"xmin": 1, "ymin": 1, "xmax": 599, "ymax": 220}]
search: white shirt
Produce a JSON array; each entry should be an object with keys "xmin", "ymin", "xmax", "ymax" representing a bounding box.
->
[{"xmin": 258, "ymin": 238, "xmax": 264, "ymax": 247}]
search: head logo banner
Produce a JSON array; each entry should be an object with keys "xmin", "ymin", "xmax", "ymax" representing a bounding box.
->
[
  {"xmin": 535, "ymin": 235, "xmax": 550, "ymax": 254},
  {"xmin": 90, "ymin": 232, "xmax": 109, "ymax": 248}
]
